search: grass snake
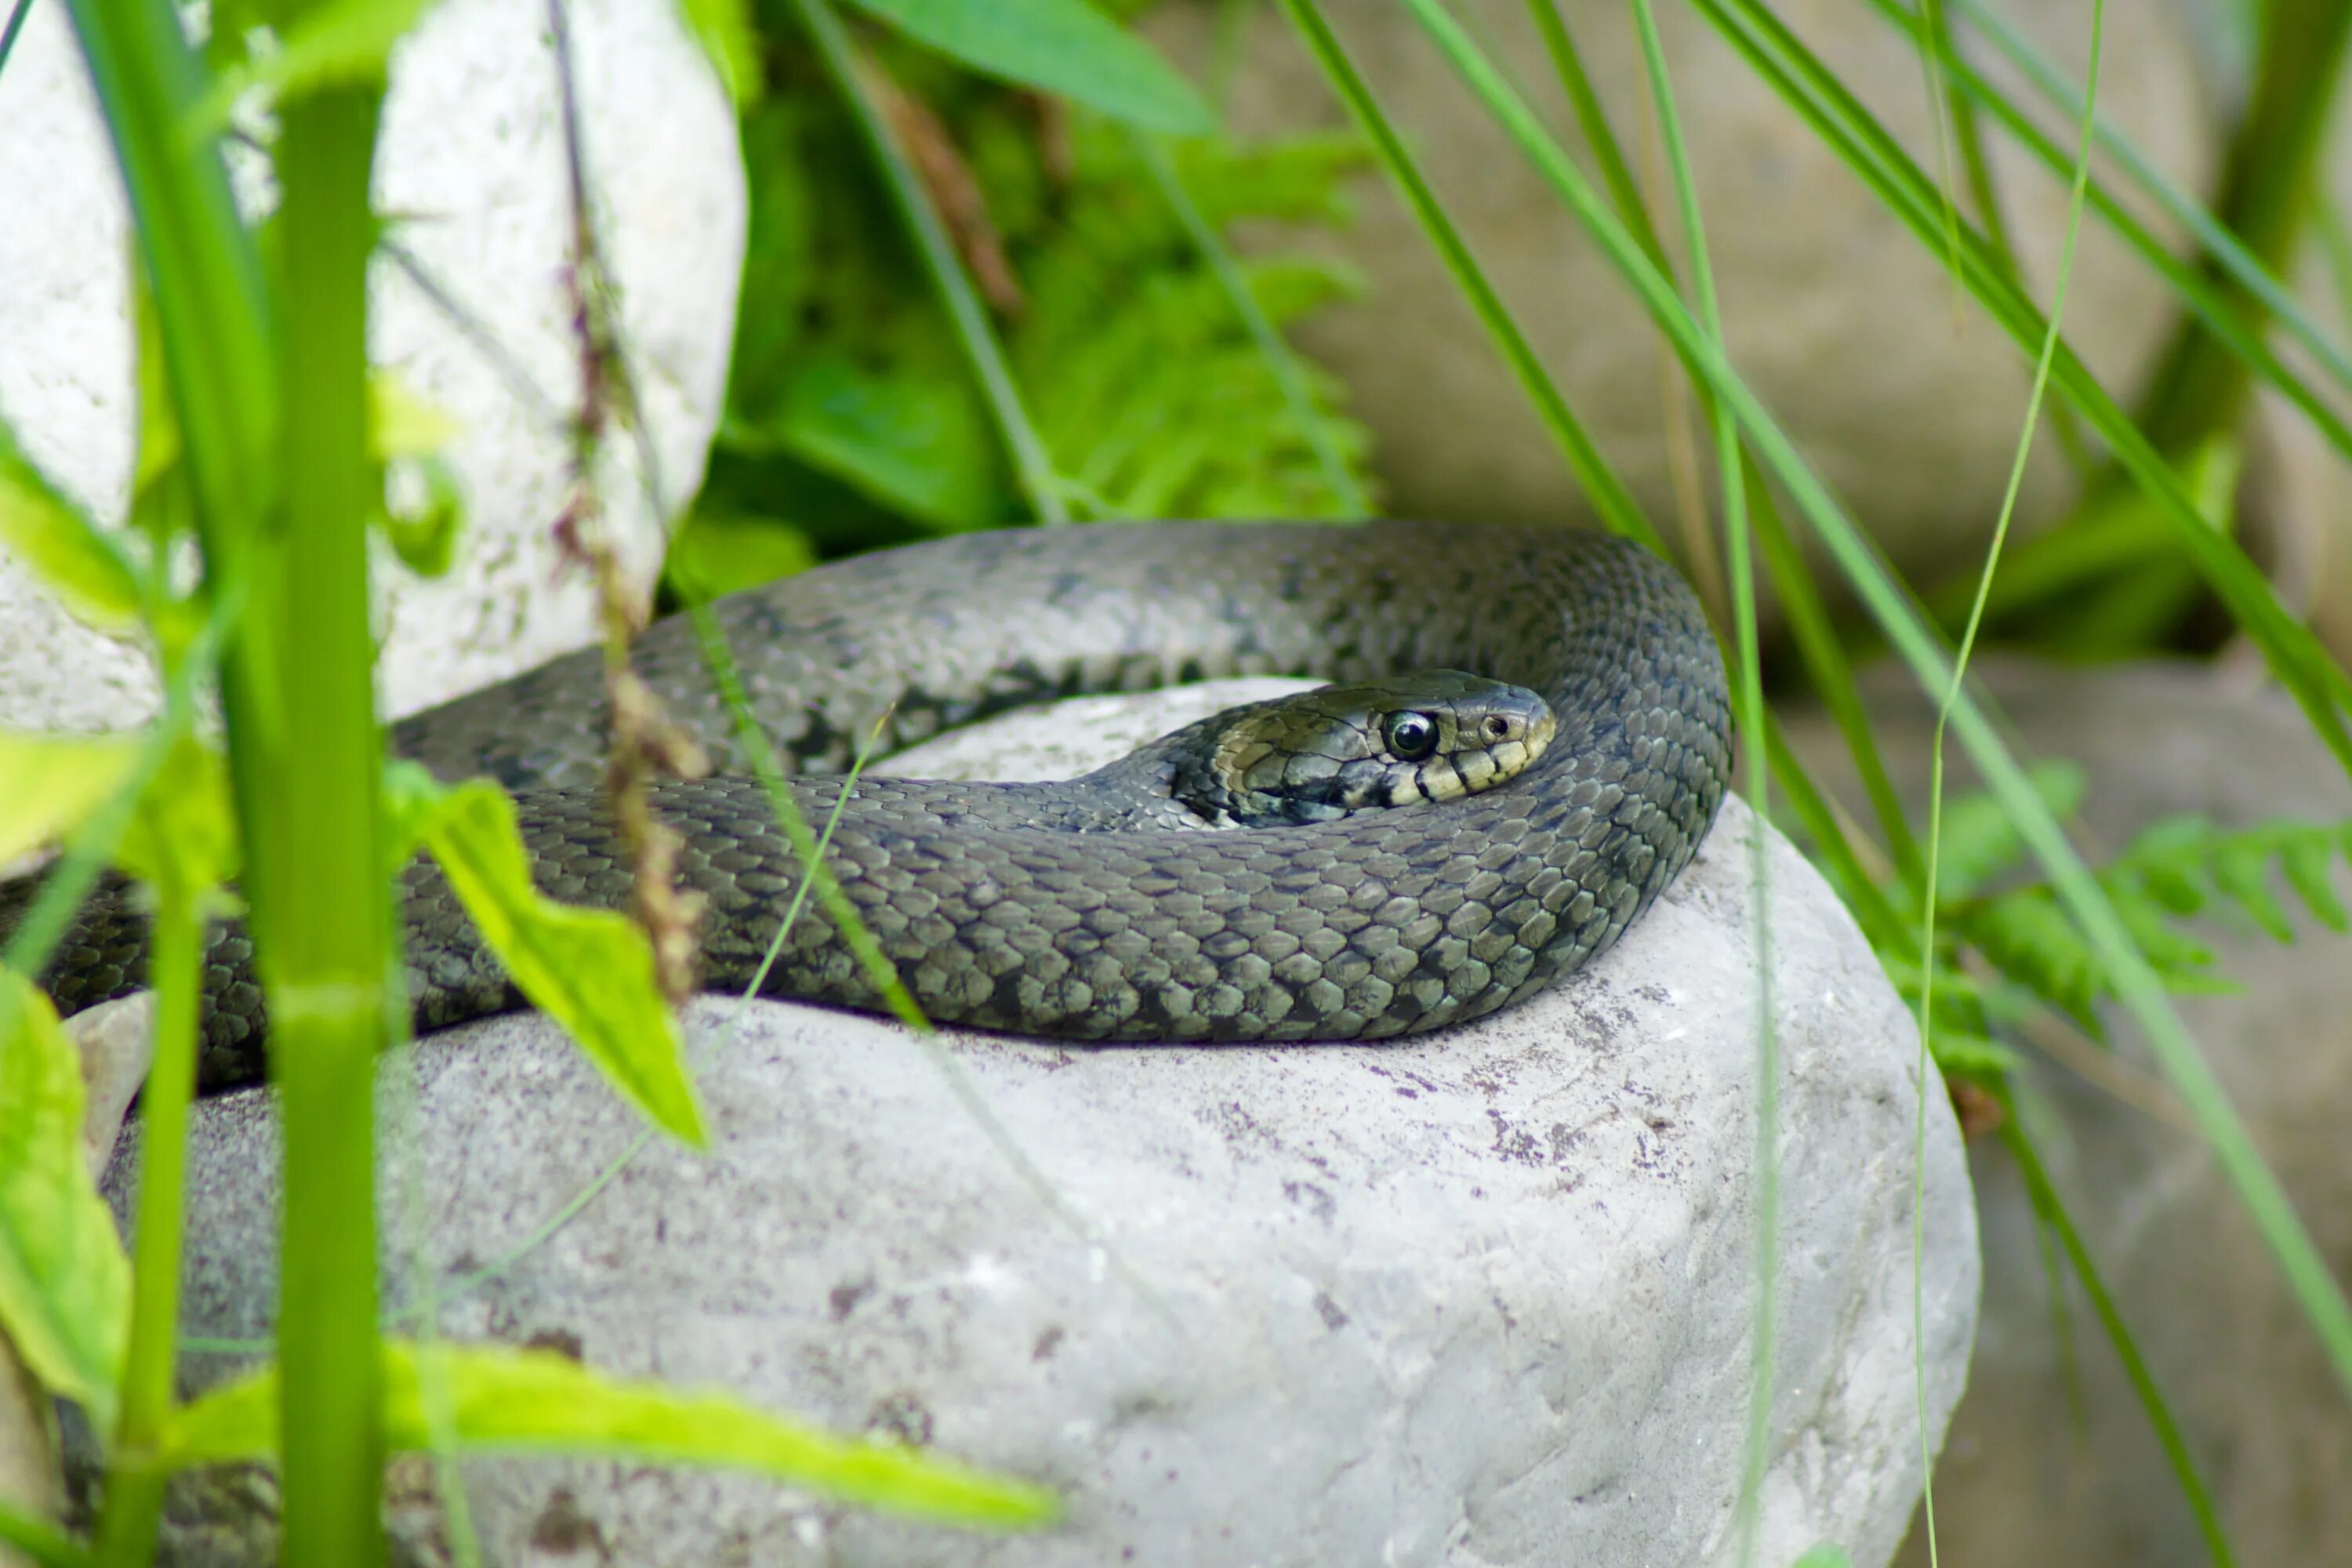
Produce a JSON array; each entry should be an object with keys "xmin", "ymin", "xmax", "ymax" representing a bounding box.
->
[{"xmin": 10, "ymin": 521, "xmax": 1733, "ymax": 1094}]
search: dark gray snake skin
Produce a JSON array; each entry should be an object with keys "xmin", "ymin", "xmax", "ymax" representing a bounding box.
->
[{"xmin": 11, "ymin": 521, "xmax": 1732, "ymax": 1094}]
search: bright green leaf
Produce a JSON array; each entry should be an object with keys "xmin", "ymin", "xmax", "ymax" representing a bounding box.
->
[
  {"xmin": 159, "ymin": 1340, "xmax": 1058, "ymax": 1526},
  {"xmin": 0, "ymin": 733, "xmax": 142, "ymax": 869},
  {"xmin": 663, "ymin": 511, "xmax": 819, "ymax": 605},
  {"xmin": 2279, "ymin": 837, "xmax": 2348, "ymax": 932},
  {"xmin": 113, "ymin": 731, "xmax": 239, "ymax": 895},
  {"xmin": 368, "ymin": 368, "xmax": 461, "ymax": 459},
  {"xmin": 1790, "ymin": 1547, "xmax": 1852, "ymax": 1568},
  {"xmin": 408, "ymin": 777, "xmax": 707, "ymax": 1146},
  {"xmin": 184, "ymin": 0, "xmax": 434, "ymax": 140},
  {"xmin": 677, "ymin": 0, "xmax": 761, "ymax": 105},
  {"xmin": 2211, "ymin": 840, "xmax": 2295, "ymax": 942},
  {"xmin": 845, "ymin": 0, "xmax": 1214, "ymax": 135},
  {"xmin": 381, "ymin": 453, "xmax": 466, "ymax": 579},
  {"xmin": 771, "ymin": 351, "xmax": 999, "ymax": 530},
  {"xmin": 0, "ymin": 973, "xmax": 131, "ymax": 1428},
  {"xmin": 0, "ymin": 428, "xmax": 143, "ymax": 634}
]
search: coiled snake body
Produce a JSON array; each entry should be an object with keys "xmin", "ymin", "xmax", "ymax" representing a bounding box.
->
[{"xmin": 13, "ymin": 521, "xmax": 1733, "ymax": 1094}]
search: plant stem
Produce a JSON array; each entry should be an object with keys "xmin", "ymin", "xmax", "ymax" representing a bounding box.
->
[
  {"xmin": 91, "ymin": 880, "xmax": 201, "ymax": 1566},
  {"xmin": 2135, "ymin": 0, "xmax": 2352, "ymax": 456},
  {"xmin": 252, "ymin": 75, "xmax": 390, "ymax": 1568}
]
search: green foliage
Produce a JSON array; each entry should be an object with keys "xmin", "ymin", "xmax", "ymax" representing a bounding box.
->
[
  {"xmin": 0, "ymin": 972, "xmax": 131, "ymax": 1431},
  {"xmin": 688, "ymin": 23, "xmax": 1370, "ymax": 594},
  {"xmin": 846, "ymin": 0, "xmax": 1211, "ymax": 134},
  {"xmin": 1889, "ymin": 760, "xmax": 2352, "ymax": 1057},
  {"xmin": 161, "ymin": 1341, "xmax": 1059, "ymax": 1526},
  {"xmin": 383, "ymin": 765, "xmax": 708, "ymax": 1145}
]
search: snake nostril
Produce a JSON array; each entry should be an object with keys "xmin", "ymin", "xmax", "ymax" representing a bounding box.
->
[{"xmin": 1483, "ymin": 715, "xmax": 1511, "ymax": 741}]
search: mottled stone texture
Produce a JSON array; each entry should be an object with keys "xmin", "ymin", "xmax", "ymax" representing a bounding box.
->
[
  {"xmin": 99, "ymin": 684, "xmax": 1973, "ymax": 1568},
  {"xmin": 0, "ymin": 0, "xmax": 742, "ymax": 732}
]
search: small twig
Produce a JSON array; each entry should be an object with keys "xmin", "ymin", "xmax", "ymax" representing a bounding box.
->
[
  {"xmin": 872, "ymin": 67, "xmax": 1025, "ymax": 314},
  {"xmin": 545, "ymin": 0, "xmax": 708, "ymax": 1004}
]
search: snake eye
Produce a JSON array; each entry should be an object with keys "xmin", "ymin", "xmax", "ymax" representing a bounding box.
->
[
  {"xmin": 1483, "ymin": 714, "xmax": 1512, "ymax": 742},
  {"xmin": 1385, "ymin": 710, "xmax": 1439, "ymax": 761}
]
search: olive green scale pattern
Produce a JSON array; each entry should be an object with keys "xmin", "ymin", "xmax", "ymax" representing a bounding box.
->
[{"xmin": 10, "ymin": 521, "xmax": 1732, "ymax": 1094}]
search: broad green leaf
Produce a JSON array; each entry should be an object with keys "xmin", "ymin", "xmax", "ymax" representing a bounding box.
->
[
  {"xmin": 1790, "ymin": 1548, "xmax": 1852, "ymax": 1568},
  {"xmin": 405, "ymin": 776, "xmax": 706, "ymax": 1146},
  {"xmin": 159, "ymin": 1340, "xmax": 1058, "ymax": 1526},
  {"xmin": 0, "ymin": 1497, "xmax": 93, "ymax": 1568},
  {"xmin": 381, "ymin": 453, "xmax": 466, "ymax": 579},
  {"xmin": 771, "ymin": 351, "xmax": 998, "ymax": 530},
  {"xmin": 677, "ymin": 0, "xmax": 761, "ymax": 105},
  {"xmin": 0, "ymin": 427, "xmax": 143, "ymax": 633},
  {"xmin": 0, "ymin": 973, "xmax": 131, "ymax": 1428},
  {"xmin": 663, "ymin": 511, "xmax": 819, "ymax": 605},
  {"xmin": 0, "ymin": 733, "xmax": 142, "ymax": 869},
  {"xmin": 112, "ymin": 731, "xmax": 239, "ymax": 895},
  {"xmin": 367, "ymin": 368, "xmax": 460, "ymax": 459},
  {"xmin": 184, "ymin": 0, "xmax": 435, "ymax": 139},
  {"xmin": 845, "ymin": 0, "xmax": 1214, "ymax": 136}
]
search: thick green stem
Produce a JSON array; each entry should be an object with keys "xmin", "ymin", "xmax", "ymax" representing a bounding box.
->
[
  {"xmin": 91, "ymin": 884, "xmax": 202, "ymax": 1566},
  {"xmin": 2135, "ymin": 0, "xmax": 2352, "ymax": 456},
  {"xmin": 251, "ymin": 81, "xmax": 390, "ymax": 1568}
]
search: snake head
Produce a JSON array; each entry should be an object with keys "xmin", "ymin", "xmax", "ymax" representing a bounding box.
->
[{"xmin": 1183, "ymin": 670, "xmax": 1557, "ymax": 827}]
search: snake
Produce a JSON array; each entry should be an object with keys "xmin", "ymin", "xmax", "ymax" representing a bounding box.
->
[{"xmin": 6, "ymin": 521, "xmax": 1733, "ymax": 1095}]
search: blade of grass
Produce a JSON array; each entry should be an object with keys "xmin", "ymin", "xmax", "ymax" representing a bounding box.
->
[
  {"xmin": 791, "ymin": 0, "xmax": 1071, "ymax": 524},
  {"xmin": 1864, "ymin": 0, "xmax": 2352, "ymax": 473},
  {"xmin": 1998, "ymin": 1115, "xmax": 2236, "ymax": 1565},
  {"xmin": 1130, "ymin": 130, "xmax": 1369, "ymax": 517},
  {"xmin": 1625, "ymin": 10, "xmax": 1776, "ymax": 1563},
  {"xmin": 1910, "ymin": 8, "xmax": 2105, "ymax": 1563},
  {"xmin": 1272, "ymin": 0, "xmax": 1663, "ymax": 558},
  {"xmin": 1691, "ymin": 0, "xmax": 2352, "ymax": 781},
  {"xmin": 1516, "ymin": 2, "xmax": 1922, "ymax": 884},
  {"xmin": 1384, "ymin": 0, "xmax": 2352, "ymax": 1419},
  {"xmin": 2134, "ymin": 0, "xmax": 2352, "ymax": 458},
  {"xmin": 1944, "ymin": 0, "xmax": 2352, "ymax": 408}
]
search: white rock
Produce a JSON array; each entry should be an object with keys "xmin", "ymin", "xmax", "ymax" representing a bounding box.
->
[
  {"xmin": 103, "ymin": 681, "xmax": 1977, "ymax": 1567},
  {"xmin": 0, "ymin": 0, "xmax": 744, "ymax": 732}
]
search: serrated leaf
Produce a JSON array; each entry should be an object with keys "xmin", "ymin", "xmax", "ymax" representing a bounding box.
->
[
  {"xmin": 0, "ymin": 733, "xmax": 143, "ymax": 869},
  {"xmin": 0, "ymin": 426, "xmax": 143, "ymax": 634},
  {"xmin": 846, "ymin": 0, "xmax": 1214, "ymax": 136},
  {"xmin": 1928, "ymin": 1030, "xmax": 2022, "ymax": 1078},
  {"xmin": 0, "ymin": 974, "xmax": 131, "ymax": 1428},
  {"xmin": 2211, "ymin": 840, "xmax": 2295, "ymax": 942},
  {"xmin": 184, "ymin": 0, "xmax": 434, "ymax": 140},
  {"xmin": 1966, "ymin": 891, "xmax": 2103, "ymax": 1035},
  {"xmin": 2114, "ymin": 895, "xmax": 2215, "ymax": 977},
  {"xmin": 158, "ymin": 1340, "xmax": 1058, "ymax": 1526},
  {"xmin": 2278, "ymin": 833, "xmax": 2348, "ymax": 932},
  {"xmin": 406, "ymin": 777, "xmax": 706, "ymax": 1145},
  {"xmin": 677, "ymin": 0, "xmax": 761, "ymax": 105}
]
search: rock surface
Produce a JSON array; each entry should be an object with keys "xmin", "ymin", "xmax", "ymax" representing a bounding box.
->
[
  {"xmin": 1148, "ymin": 0, "xmax": 2218, "ymax": 593},
  {"xmin": 1785, "ymin": 657, "xmax": 2352, "ymax": 1567},
  {"xmin": 0, "ymin": 0, "xmax": 743, "ymax": 732},
  {"xmin": 100, "ymin": 681, "xmax": 1975, "ymax": 1568}
]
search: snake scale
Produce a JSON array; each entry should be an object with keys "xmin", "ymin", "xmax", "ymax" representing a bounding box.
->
[{"xmin": 9, "ymin": 521, "xmax": 1733, "ymax": 1095}]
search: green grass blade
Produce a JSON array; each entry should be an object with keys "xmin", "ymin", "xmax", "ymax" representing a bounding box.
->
[
  {"xmin": 1946, "ymin": 0, "xmax": 2352, "ymax": 409},
  {"xmin": 1624, "ymin": 9, "xmax": 1776, "ymax": 1563},
  {"xmin": 1388, "ymin": 0, "xmax": 2352, "ymax": 1420},
  {"xmin": 1691, "ymin": 0, "xmax": 2352, "ymax": 782},
  {"xmin": 1999, "ymin": 1117, "xmax": 2237, "ymax": 1566},
  {"xmin": 844, "ymin": 0, "xmax": 1211, "ymax": 134},
  {"xmin": 1272, "ymin": 0, "xmax": 1664, "ymax": 558},
  {"xmin": 793, "ymin": 0, "xmax": 1073, "ymax": 524},
  {"xmin": 1864, "ymin": 0, "xmax": 2352, "ymax": 468}
]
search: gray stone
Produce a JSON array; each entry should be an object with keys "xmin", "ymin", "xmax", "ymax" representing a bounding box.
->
[
  {"xmin": 1784, "ymin": 657, "xmax": 2352, "ymax": 1567},
  {"xmin": 102, "ymin": 681, "xmax": 1973, "ymax": 1567}
]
